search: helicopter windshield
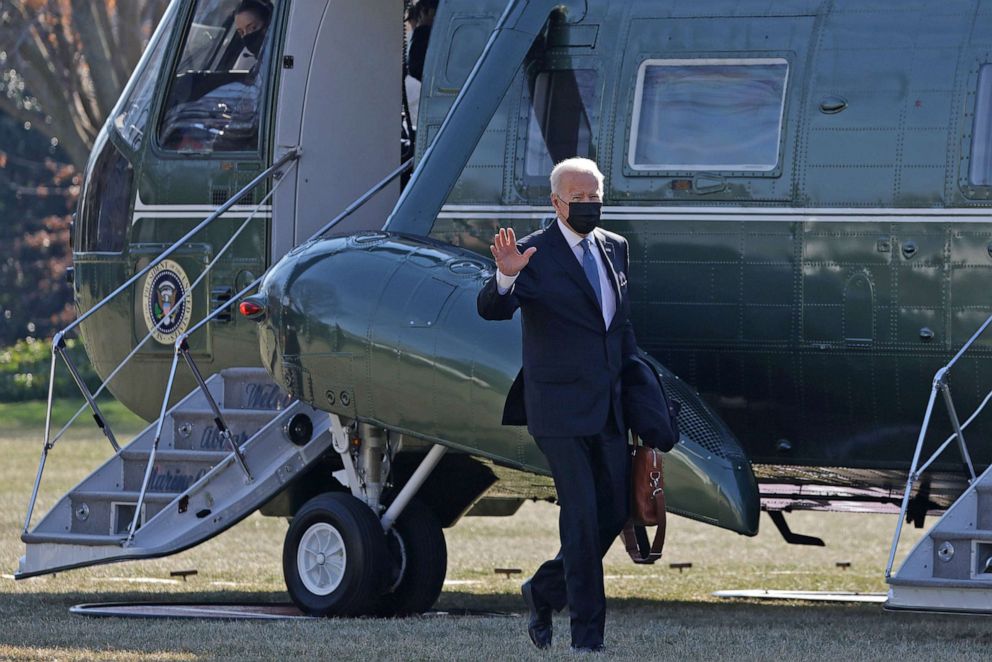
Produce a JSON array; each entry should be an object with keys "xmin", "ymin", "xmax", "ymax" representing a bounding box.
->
[
  {"xmin": 112, "ymin": 1, "xmax": 180, "ymax": 151},
  {"xmin": 158, "ymin": 0, "xmax": 276, "ymax": 154}
]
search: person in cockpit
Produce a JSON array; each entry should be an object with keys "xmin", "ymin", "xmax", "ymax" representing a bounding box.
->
[
  {"xmin": 232, "ymin": 0, "xmax": 273, "ymax": 74},
  {"xmin": 159, "ymin": 0, "xmax": 274, "ymax": 151}
]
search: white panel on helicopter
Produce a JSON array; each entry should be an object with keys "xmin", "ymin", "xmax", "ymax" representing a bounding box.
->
[{"xmin": 272, "ymin": 0, "xmax": 403, "ymax": 259}]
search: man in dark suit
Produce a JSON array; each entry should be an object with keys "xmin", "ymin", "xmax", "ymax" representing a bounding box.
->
[{"xmin": 476, "ymin": 158, "xmax": 637, "ymax": 652}]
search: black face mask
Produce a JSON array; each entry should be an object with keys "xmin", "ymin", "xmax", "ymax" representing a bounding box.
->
[
  {"xmin": 565, "ymin": 201, "xmax": 602, "ymax": 235},
  {"xmin": 243, "ymin": 29, "xmax": 266, "ymax": 58}
]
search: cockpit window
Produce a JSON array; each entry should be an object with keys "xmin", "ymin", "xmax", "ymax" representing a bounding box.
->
[
  {"xmin": 969, "ymin": 65, "xmax": 992, "ymax": 186},
  {"xmin": 78, "ymin": 136, "xmax": 134, "ymax": 253},
  {"xmin": 525, "ymin": 69, "xmax": 599, "ymax": 178},
  {"xmin": 628, "ymin": 58, "xmax": 789, "ymax": 172},
  {"xmin": 112, "ymin": 2, "xmax": 179, "ymax": 151},
  {"xmin": 157, "ymin": 0, "xmax": 276, "ymax": 153}
]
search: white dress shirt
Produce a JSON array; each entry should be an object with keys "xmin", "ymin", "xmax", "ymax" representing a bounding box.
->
[
  {"xmin": 233, "ymin": 48, "xmax": 258, "ymax": 71},
  {"xmin": 496, "ymin": 218, "xmax": 617, "ymax": 328}
]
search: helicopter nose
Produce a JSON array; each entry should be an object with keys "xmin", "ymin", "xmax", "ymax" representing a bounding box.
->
[{"xmin": 239, "ymin": 294, "xmax": 267, "ymax": 321}]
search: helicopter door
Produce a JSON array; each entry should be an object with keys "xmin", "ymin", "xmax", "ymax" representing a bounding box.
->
[
  {"xmin": 133, "ymin": 0, "xmax": 281, "ymax": 358},
  {"xmin": 271, "ymin": 1, "xmax": 402, "ymax": 259}
]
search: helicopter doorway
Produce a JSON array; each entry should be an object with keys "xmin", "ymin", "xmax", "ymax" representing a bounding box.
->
[{"xmin": 271, "ymin": 1, "xmax": 403, "ymax": 259}]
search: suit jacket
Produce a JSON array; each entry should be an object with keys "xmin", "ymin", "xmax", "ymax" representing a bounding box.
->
[{"xmin": 477, "ymin": 221, "xmax": 638, "ymax": 438}]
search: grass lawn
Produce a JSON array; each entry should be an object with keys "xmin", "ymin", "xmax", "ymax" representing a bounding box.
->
[
  {"xmin": 0, "ymin": 398, "xmax": 147, "ymax": 438},
  {"xmin": 0, "ymin": 410, "xmax": 988, "ymax": 660}
]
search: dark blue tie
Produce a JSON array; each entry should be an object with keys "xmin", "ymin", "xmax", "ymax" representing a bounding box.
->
[{"xmin": 581, "ymin": 238, "xmax": 603, "ymax": 309}]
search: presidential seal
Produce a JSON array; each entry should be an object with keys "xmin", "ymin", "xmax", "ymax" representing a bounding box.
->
[{"xmin": 142, "ymin": 260, "xmax": 193, "ymax": 345}]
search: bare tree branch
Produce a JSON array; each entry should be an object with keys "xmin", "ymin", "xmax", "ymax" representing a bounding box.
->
[
  {"xmin": 0, "ymin": 0, "xmax": 169, "ymax": 167},
  {"xmin": 70, "ymin": 2, "xmax": 119, "ymax": 120},
  {"xmin": 116, "ymin": 0, "xmax": 145, "ymax": 68},
  {"xmin": 10, "ymin": 14, "xmax": 92, "ymax": 163}
]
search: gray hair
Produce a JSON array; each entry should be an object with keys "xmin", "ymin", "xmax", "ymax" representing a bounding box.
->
[{"xmin": 550, "ymin": 157, "xmax": 604, "ymax": 196}]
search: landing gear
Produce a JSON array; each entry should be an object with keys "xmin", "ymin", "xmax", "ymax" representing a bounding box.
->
[
  {"xmin": 377, "ymin": 498, "xmax": 447, "ymax": 616},
  {"xmin": 282, "ymin": 415, "xmax": 449, "ymax": 617},
  {"xmin": 283, "ymin": 492, "xmax": 388, "ymax": 616}
]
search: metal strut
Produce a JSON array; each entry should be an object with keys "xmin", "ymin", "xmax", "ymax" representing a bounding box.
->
[
  {"xmin": 56, "ymin": 338, "xmax": 120, "ymax": 453},
  {"xmin": 327, "ymin": 416, "xmax": 446, "ymax": 530},
  {"xmin": 126, "ymin": 348, "xmax": 182, "ymax": 545},
  {"xmin": 381, "ymin": 444, "xmax": 447, "ymax": 531},
  {"xmin": 179, "ymin": 340, "xmax": 253, "ymax": 482},
  {"xmin": 939, "ymin": 381, "xmax": 977, "ymax": 482},
  {"xmin": 23, "ymin": 345, "xmax": 59, "ymax": 532}
]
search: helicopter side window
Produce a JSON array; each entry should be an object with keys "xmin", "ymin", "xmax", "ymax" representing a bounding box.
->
[
  {"xmin": 628, "ymin": 58, "xmax": 789, "ymax": 172},
  {"xmin": 525, "ymin": 69, "xmax": 600, "ymax": 178},
  {"xmin": 969, "ymin": 64, "xmax": 992, "ymax": 186},
  {"xmin": 157, "ymin": 0, "xmax": 276, "ymax": 153}
]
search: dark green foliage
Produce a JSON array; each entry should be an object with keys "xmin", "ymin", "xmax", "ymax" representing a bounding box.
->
[
  {"xmin": 0, "ymin": 338, "xmax": 99, "ymax": 402},
  {"xmin": 0, "ymin": 2, "xmax": 167, "ymax": 346},
  {"xmin": 0, "ymin": 112, "xmax": 76, "ymax": 346}
]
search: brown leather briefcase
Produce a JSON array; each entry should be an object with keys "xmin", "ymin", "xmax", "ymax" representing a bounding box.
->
[{"xmin": 622, "ymin": 440, "xmax": 666, "ymax": 564}]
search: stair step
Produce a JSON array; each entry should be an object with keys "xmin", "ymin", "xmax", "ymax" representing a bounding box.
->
[
  {"xmin": 218, "ymin": 369, "xmax": 289, "ymax": 410},
  {"xmin": 70, "ymin": 491, "xmax": 178, "ymax": 503},
  {"xmin": 169, "ymin": 408, "xmax": 278, "ymax": 451},
  {"xmin": 932, "ymin": 529, "xmax": 992, "ymax": 542},
  {"xmin": 21, "ymin": 531, "xmax": 124, "ymax": 546},
  {"xmin": 120, "ymin": 450, "xmax": 229, "ymax": 463},
  {"xmin": 219, "ymin": 367, "xmax": 270, "ymax": 381},
  {"xmin": 888, "ymin": 576, "xmax": 992, "ymax": 589},
  {"xmin": 69, "ymin": 490, "xmax": 177, "ymax": 536},
  {"xmin": 120, "ymin": 451, "xmax": 231, "ymax": 492},
  {"xmin": 177, "ymin": 407, "xmax": 279, "ymax": 418},
  {"xmin": 887, "ymin": 579, "xmax": 992, "ymax": 613}
]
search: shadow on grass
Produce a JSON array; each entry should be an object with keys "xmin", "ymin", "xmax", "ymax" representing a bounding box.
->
[
  {"xmin": 3, "ymin": 588, "xmax": 992, "ymax": 659},
  {"xmin": 3, "ymin": 587, "xmax": 985, "ymax": 624}
]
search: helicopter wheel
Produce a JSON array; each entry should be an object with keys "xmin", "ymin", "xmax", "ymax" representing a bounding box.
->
[
  {"xmin": 283, "ymin": 492, "xmax": 388, "ymax": 616},
  {"xmin": 376, "ymin": 498, "xmax": 447, "ymax": 616}
]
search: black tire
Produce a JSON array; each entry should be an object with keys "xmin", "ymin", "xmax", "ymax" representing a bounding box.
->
[
  {"xmin": 376, "ymin": 498, "xmax": 447, "ymax": 616},
  {"xmin": 283, "ymin": 492, "xmax": 388, "ymax": 617}
]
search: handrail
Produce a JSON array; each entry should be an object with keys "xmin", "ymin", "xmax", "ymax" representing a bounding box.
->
[
  {"xmin": 44, "ymin": 176, "xmax": 288, "ymax": 452},
  {"xmin": 125, "ymin": 158, "xmax": 413, "ymax": 543},
  {"xmin": 177, "ymin": 157, "xmax": 411, "ymax": 345},
  {"xmin": 320, "ymin": 159, "xmax": 411, "ymax": 240},
  {"xmin": 943, "ymin": 313, "xmax": 992, "ymax": 373},
  {"xmin": 23, "ymin": 149, "xmax": 300, "ymax": 534},
  {"xmin": 885, "ymin": 312, "xmax": 992, "ymax": 578},
  {"xmin": 49, "ymin": 149, "xmax": 299, "ymax": 443},
  {"xmin": 59, "ymin": 147, "xmax": 300, "ymax": 339}
]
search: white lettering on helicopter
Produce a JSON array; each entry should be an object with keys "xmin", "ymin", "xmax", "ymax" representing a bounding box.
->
[
  {"xmin": 198, "ymin": 427, "xmax": 250, "ymax": 451},
  {"xmin": 148, "ymin": 464, "xmax": 210, "ymax": 492}
]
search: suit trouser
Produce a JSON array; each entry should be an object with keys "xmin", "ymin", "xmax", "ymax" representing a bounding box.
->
[{"xmin": 530, "ymin": 412, "xmax": 629, "ymax": 649}]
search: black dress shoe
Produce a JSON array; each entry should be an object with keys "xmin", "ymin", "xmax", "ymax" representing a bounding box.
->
[{"xmin": 521, "ymin": 580, "xmax": 552, "ymax": 649}]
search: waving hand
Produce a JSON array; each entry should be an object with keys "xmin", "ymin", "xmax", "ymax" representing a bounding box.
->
[{"xmin": 490, "ymin": 227, "xmax": 537, "ymax": 277}]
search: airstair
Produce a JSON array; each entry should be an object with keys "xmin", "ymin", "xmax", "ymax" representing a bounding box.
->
[
  {"xmin": 886, "ymin": 315, "xmax": 992, "ymax": 613},
  {"xmin": 18, "ymin": 369, "xmax": 333, "ymax": 578},
  {"xmin": 17, "ymin": 150, "xmax": 414, "ymax": 580}
]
